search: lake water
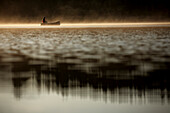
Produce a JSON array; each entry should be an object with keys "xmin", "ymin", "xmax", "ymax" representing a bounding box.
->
[{"xmin": 0, "ymin": 25, "xmax": 170, "ymax": 113}]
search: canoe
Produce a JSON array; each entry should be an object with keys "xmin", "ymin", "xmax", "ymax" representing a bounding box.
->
[{"xmin": 41, "ymin": 21, "xmax": 60, "ymax": 26}]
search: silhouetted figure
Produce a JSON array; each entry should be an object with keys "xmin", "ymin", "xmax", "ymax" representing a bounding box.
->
[{"xmin": 42, "ymin": 17, "xmax": 47, "ymax": 23}]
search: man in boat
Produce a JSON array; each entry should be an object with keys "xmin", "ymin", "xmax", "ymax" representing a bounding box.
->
[
  {"xmin": 41, "ymin": 17, "xmax": 60, "ymax": 25},
  {"xmin": 42, "ymin": 17, "xmax": 47, "ymax": 23}
]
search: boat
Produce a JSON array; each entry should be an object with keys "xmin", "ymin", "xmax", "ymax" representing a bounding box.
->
[{"xmin": 41, "ymin": 21, "xmax": 60, "ymax": 26}]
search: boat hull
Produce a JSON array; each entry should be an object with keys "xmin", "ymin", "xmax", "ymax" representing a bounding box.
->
[{"xmin": 41, "ymin": 21, "xmax": 60, "ymax": 26}]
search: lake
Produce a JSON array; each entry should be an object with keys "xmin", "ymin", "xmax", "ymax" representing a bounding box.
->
[{"xmin": 0, "ymin": 24, "xmax": 170, "ymax": 113}]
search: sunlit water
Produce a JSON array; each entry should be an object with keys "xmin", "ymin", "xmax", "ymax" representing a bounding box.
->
[
  {"xmin": 0, "ymin": 22, "xmax": 170, "ymax": 28},
  {"xmin": 0, "ymin": 24, "xmax": 170, "ymax": 113}
]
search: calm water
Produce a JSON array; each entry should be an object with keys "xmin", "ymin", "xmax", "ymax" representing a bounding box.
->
[{"xmin": 0, "ymin": 27, "xmax": 170, "ymax": 113}]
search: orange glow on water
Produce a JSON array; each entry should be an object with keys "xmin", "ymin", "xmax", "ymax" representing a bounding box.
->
[
  {"xmin": 0, "ymin": 22, "xmax": 170, "ymax": 28},
  {"xmin": 63, "ymin": 22, "xmax": 170, "ymax": 26}
]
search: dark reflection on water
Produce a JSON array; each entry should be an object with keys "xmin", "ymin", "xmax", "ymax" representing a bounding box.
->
[
  {"xmin": 0, "ymin": 28, "xmax": 170, "ymax": 105},
  {"xmin": 5, "ymin": 60, "xmax": 170, "ymax": 104}
]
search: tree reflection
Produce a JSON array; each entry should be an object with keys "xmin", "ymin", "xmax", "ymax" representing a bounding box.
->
[{"xmin": 10, "ymin": 60, "xmax": 170, "ymax": 104}]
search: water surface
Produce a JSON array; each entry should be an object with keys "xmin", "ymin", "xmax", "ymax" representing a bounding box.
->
[{"xmin": 0, "ymin": 26, "xmax": 170, "ymax": 113}]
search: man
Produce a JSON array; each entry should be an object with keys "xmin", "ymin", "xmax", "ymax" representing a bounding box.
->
[{"xmin": 42, "ymin": 17, "xmax": 47, "ymax": 23}]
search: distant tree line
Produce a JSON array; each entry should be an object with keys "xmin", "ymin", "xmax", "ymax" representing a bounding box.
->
[{"xmin": 0, "ymin": 0, "xmax": 170, "ymax": 22}]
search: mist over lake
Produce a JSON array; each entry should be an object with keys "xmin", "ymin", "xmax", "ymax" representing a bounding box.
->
[{"xmin": 0, "ymin": 0, "xmax": 170, "ymax": 23}]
